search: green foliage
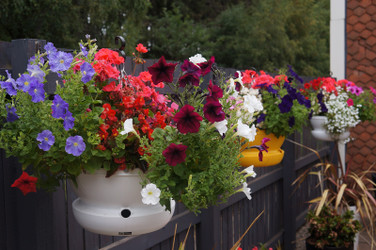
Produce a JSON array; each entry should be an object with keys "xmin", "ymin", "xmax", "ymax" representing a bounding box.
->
[{"xmin": 307, "ymin": 205, "xmax": 361, "ymax": 249}]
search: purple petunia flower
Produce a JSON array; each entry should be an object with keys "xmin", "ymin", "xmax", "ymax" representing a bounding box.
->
[
  {"xmin": 65, "ymin": 135, "xmax": 86, "ymax": 156},
  {"xmin": 203, "ymin": 98, "xmax": 226, "ymax": 123},
  {"xmin": 28, "ymin": 55, "xmax": 45, "ymax": 66},
  {"xmin": 52, "ymin": 94, "xmax": 69, "ymax": 119},
  {"xmin": 79, "ymin": 43, "xmax": 88, "ymax": 57},
  {"xmin": 278, "ymin": 95, "xmax": 293, "ymax": 113},
  {"xmin": 287, "ymin": 65, "xmax": 303, "ymax": 84},
  {"xmin": 6, "ymin": 104, "xmax": 19, "ymax": 122},
  {"xmin": 178, "ymin": 60, "xmax": 201, "ymax": 87},
  {"xmin": 44, "ymin": 42, "xmax": 57, "ymax": 56},
  {"xmin": 63, "ymin": 111, "xmax": 75, "ymax": 131},
  {"xmin": 0, "ymin": 70, "xmax": 18, "ymax": 96},
  {"xmin": 27, "ymin": 64, "xmax": 45, "ymax": 83},
  {"xmin": 16, "ymin": 74, "xmax": 38, "ymax": 93},
  {"xmin": 267, "ymin": 85, "xmax": 278, "ymax": 94},
  {"xmin": 28, "ymin": 81, "xmax": 45, "ymax": 103},
  {"xmin": 162, "ymin": 143, "xmax": 188, "ymax": 166},
  {"xmin": 37, "ymin": 130, "xmax": 55, "ymax": 151},
  {"xmin": 49, "ymin": 51, "xmax": 73, "ymax": 72},
  {"xmin": 173, "ymin": 104, "xmax": 203, "ymax": 134},
  {"xmin": 256, "ymin": 113, "xmax": 266, "ymax": 123},
  {"xmin": 80, "ymin": 62, "xmax": 95, "ymax": 83},
  {"xmin": 348, "ymin": 85, "xmax": 363, "ymax": 96},
  {"xmin": 296, "ymin": 92, "xmax": 311, "ymax": 108},
  {"xmin": 320, "ymin": 102, "xmax": 328, "ymax": 113}
]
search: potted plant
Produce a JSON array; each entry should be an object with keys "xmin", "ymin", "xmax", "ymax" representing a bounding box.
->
[
  {"xmin": 306, "ymin": 205, "xmax": 361, "ymax": 250},
  {"xmin": 233, "ymin": 67, "xmax": 311, "ymax": 167},
  {"xmin": 301, "ymin": 77, "xmax": 376, "ymax": 142},
  {"xmin": 140, "ymin": 54, "xmax": 262, "ymax": 214}
]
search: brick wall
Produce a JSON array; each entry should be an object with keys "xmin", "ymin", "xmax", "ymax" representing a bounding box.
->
[{"xmin": 346, "ymin": 0, "xmax": 376, "ymax": 171}]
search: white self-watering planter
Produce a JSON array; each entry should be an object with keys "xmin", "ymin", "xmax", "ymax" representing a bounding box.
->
[{"xmin": 71, "ymin": 169, "xmax": 175, "ymax": 236}]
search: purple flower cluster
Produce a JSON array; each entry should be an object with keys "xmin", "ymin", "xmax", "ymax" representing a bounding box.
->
[
  {"xmin": 44, "ymin": 42, "xmax": 73, "ymax": 73},
  {"xmin": 0, "ymin": 70, "xmax": 18, "ymax": 96},
  {"xmin": 37, "ymin": 130, "xmax": 55, "ymax": 151},
  {"xmin": 52, "ymin": 94, "xmax": 75, "ymax": 130}
]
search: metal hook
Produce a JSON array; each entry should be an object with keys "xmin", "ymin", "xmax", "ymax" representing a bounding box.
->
[{"xmin": 115, "ymin": 36, "xmax": 126, "ymax": 59}]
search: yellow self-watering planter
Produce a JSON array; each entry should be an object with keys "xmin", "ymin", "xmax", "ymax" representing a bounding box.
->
[{"xmin": 239, "ymin": 130, "xmax": 285, "ymax": 167}]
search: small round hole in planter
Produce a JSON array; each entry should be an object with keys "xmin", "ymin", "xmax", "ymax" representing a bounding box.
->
[{"xmin": 121, "ymin": 209, "xmax": 131, "ymax": 218}]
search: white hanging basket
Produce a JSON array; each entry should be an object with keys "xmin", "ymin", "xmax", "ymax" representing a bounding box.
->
[
  {"xmin": 71, "ymin": 169, "xmax": 175, "ymax": 236},
  {"xmin": 310, "ymin": 115, "xmax": 350, "ymax": 142}
]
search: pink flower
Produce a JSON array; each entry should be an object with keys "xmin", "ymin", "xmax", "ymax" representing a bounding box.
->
[
  {"xmin": 163, "ymin": 143, "xmax": 188, "ymax": 166},
  {"xmin": 347, "ymin": 98, "xmax": 354, "ymax": 107},
  {"xmin": 173, "ymin": 105, "xmax": 203, "ymax": 134}
]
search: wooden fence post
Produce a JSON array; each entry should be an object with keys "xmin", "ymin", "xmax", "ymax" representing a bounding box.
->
[
  {"xmin": 199, "ymin": 205, "xmax": 221, "ymax": 250},
  {"xmin": 282, "ymin": 135, "xmax": 296, "ymax": 249}
]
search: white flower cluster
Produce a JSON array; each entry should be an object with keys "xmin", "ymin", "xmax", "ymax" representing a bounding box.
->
[{"xmin": 324, "ymin": 89, "xmax": 360, "ymax": 134}]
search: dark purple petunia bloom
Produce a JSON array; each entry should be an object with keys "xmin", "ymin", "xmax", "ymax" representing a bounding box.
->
[
  {"xmin": 198, "ymin": 56, "xmax": 215, "ymax": 76},
  {"xmin": 267, "ymin": 85, "xmax": 278, "ymax": 94},
  {"xmin": 288, "ymin": 116, "xmax": 295, "ymax": 127},
  {"xmin": 52, "ymin": 94, "xmax": 69, "ymax": 119},
  {"xmin": 63, "ymin": 111, "xmax": 75, "ymax": 131},
  {"xmin": 80, "ymin": 62, "xmax": 95, "ymax": 83},
  {"xmin": 287, "ymin": 65, "xmax": 303, "ymax": 84},
  {"xmin": 320, "ymin": 102, "xmax": 328, "ymax": 113},
  {"xmin": 16, "ymin": 74, "xmax": 38, "ymax": 93},
  {"xmin": 0, "ymin": 70, "xmax": 18, "ymax": 96},
  {"xmin": 162, "ymin": 143, "xmax": 188, "ymax": 166},
  {"xmin": 317, "ymin": 92, "xmax": 324, "ymax": 102},
  {"xmin": 28, "ymin": 81, "xmax": 45, "ymax": 103},
  {"xmin": 296, "ymin": 92, "xmax": 311, "ymax": 108},
  {"xmin": 148, "ymin": 56, "xmax": 177, "ymax": 84},
  {"xmin": 208, "ymin": 80, "xmax": 223, "ymax": 99},
  {"xmin": 6, "ymin": 104, "xmax": 19, "ymax": 122},
  {"xmin": 79, "ymin": 43, "xmax": 88, "ymax": 57},
  {"xmin": 173, "ymin": 104, "xmax": 203, "ymax": 134},
  {"xmin": 256, "ymin": 113, "xmax": 266, "ymax": 123},
  {"xmin": 203, "ymin": 98, "xmax": 225, "ymax": 123},
  {"xmin": 178, "ymin": 60, "xmax": 201, "ymax": 87},
  {"xmin": 49, "ymin": 51, "xmax": 73, "ymax": 72},
  {"xmin": 36, "ymin": 130, "xmax": 55, "ymax": 151},
  {"xmin": 65, "ymin": 135, "xmax": 86, "ymax": 156},
  {"xmin": 285, "ymin": 83, "xmax": 297, "ymax": 100},
  {"xmin": 278, "ymin": 95, "xmax": 293, "ymax": 113},
  {"xmin": 27, "ymin": 64, "xmax": 45, "ymax": 83},
  {"xmin": 308, "ymin": 109, "xmax": 314, "ymax": 119}
]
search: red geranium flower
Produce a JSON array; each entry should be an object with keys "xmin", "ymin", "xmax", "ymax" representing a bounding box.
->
[
  {"xmin": 136, "ymin": 43, "xmax": 148, "ymax": 54},
  {"xmin": 162, "ymin": 143, "xmax": 188, "ymax": 166},
  {"xmin": 148, "ymin": 56, "xmax": 177, "ymax": 84},
  {"xmin": 173, "ymin": 105, "xmax": 203, "ymax": 134},
  {"xmin": 11, "ymin": 171, "xmax": 38, "ymax": 195}
]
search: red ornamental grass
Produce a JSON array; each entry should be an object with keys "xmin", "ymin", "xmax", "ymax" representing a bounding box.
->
[
  {"xmin": 11, "ymin": 171, "xmax": 38, "ymax": 195},
  {"xmin": 173, "ymin": 105, "xmax": 203, "ymax": 134},
  {"xmin": 162, "ymin": 143, "xmax": 188, "ymax": 166}
]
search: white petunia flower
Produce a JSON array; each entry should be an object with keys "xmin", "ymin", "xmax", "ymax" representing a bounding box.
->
[
  {"xmin": 239, "ymin": 182, "xmax": 252, "ymax": 200},
  {"xmin": 189, "ymin": 54, "xmax": 207, "ymax": 64},
  {"xmin": 120, "ymin": 118, "xmax": 136, "ymax": 136},
  {"xmin": 242, "ymin": 165, "xmax": 257, "ymax": 178},
  {"xmin": 141, "ymin": 183, "xmax": 161, "ymax": 205},
  {"xmin": 243, "ymin": 94, "xmax": 263, "ymax": 114},
  {"xmin": 237, "ymin": 119, "xmax": 257, "ymax": 142},
  {"xmin": 214, "ymin": 119, "xmax": 228, "ymax": 136}
]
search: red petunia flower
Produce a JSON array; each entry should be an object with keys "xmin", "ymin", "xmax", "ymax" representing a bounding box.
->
[
  {"xmin": 162, "ymin": 143, "xmax": 188, "ymax": 166},
  {"xmin": 198, "ymin": 56, "xmax": 215, "ymax": 76},
  {"xmin": 173, "ymin": 105, "xmax": 203, "ymax": 134},
  {"xmin": 208, "ymin": 80, "xmax": 223, "ymax": 99},
  {"xmin": 11, "ymin": 171, "xmax": 38, "ymax": 195},
  {"xmin": 148, "ymin": 56, "xmax": 177, "ymax": 84},
  {"xmin": 203, "ymin": 98, "xmax": 225, "ymax": 123},
  {"xmin": 136, "ymin": 43, "xmax": 148, "ymax": 54}
]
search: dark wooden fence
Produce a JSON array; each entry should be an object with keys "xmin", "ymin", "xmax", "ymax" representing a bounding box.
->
[{"xmin": 0, "ymin": 39, "xmax": 331, "ymax": 250}]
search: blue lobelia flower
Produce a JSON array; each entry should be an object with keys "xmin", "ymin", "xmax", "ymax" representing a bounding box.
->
[
  {"xmin": 5, "ymin": 104, "xmax": 19, "ymax": 122},
  {"xmin": 0, "ymin": 70, "xmax": 18, "ymax": 96},
  {"xmin": 278, "ymin": 95, "xmax": 293, "ymax": 113},
  {"xmin": 28, "ymin": 81, "xmax": 45, "ymax": 103},
  {"xmin": 65, "ymin": 135, "xmax": 86, "ymax": 156},
  {"xmin": 80, "ymin": 62, "xmax": 95, "ymax": 83},
  {"xmin": 63, "ymin": 111, "xmax": 75, "ymax": 131},
  {"xmin": 49, "ymin": 51, "xmax": 73, "ymax": 72},
  {"xmin": 27, "ymin": 64, "xmax": 46, "ymax": 83},
  {"xmin": 36, "ymin": 130, "xmax": 55, "ymax": 151},
  {"xmin": 15, "ymin": 74, "xmax": 38, "ymax": 93},
  {"xmin": 51, "ymin": 94, "xmax": 69, "ymax": 119}
]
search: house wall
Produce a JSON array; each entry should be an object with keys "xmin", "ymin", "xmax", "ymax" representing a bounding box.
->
[{"xmin": 346, "ymin": 0, "xmax": 376, "ymax": 171}]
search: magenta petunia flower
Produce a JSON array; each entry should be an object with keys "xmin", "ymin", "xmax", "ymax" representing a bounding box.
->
[
  {"xmin": 347, "ymin": 98, "xmax": 354, "ymax": 107},
  {"xmin": 148, "ymin": 56, "xmax": 177, "ymax": 84},
  {"xmin": 208, "ymin": 80, "xmax": 223, "ymax": 99},
  {"xmin": 198, "ymin": 56, "xmax": 215, "ymax": 76},
  {"xmin": 178, "ymin": 60, "xmax": 201, "ymax": 87},
  {"xmin": 162, "ymin": 143, "xmax": 188, "ymax": 166},
  {"xmin": 203, "ymin": 98, "xmax": 225, "ymax": 123},
  {"xmin": 173, "ymin": 105, "xmax": 203, "ymax": 134}
]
